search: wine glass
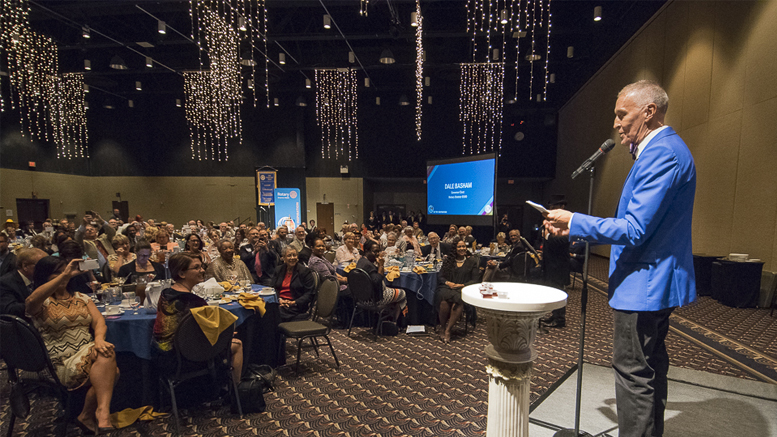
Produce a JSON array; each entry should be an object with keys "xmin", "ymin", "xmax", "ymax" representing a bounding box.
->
[
  {"xmin": 228, "ymin": 274, "xmax": 238, "ymax": 287},
  {"xmin": 130, "ymin": 296, "xmax": 141, "ymax": 314}
]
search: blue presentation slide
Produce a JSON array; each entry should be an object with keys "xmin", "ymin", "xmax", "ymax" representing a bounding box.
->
[{"xmin": 427, "ymin": 158, "xmax": 494, "ymax": 216}]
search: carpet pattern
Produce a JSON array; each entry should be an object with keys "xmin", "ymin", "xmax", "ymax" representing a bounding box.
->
[{"xmin": 2, "ymin": 255, "xmax": 776, "ymax": 436}]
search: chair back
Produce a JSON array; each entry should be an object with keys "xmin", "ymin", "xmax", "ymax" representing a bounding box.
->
[
  {"xmin": 315, "ymin": 279, "xmax": 339, "ymax": 320},
  {"xmin": 348, "ymin": 268, "xmax": 378, "ymax": 303},
  {"xmin": 173, "ymin": 309, "xmax": 234, "ymax": 363},
  {"xmin": 0, "ymin": 315, "xmax": 60, "ymax": 382},
  {"xmin": 759, "ymin": 270, "xmax": 777, "ymax": 308},
  {"xmin": 323, "ymin": 251, "xmax": 336, "ymax": 264}
]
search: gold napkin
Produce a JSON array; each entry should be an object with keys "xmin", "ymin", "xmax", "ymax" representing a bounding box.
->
[
  {"xmin": 385, "ymin": 265, "xmax": 401, "ymax": 282},
  {"xmin": 237, "ymin": 292, "xmax": 266, "ymax": 316},
  {"xmin": 413, "ymin": 265, "xmax": 428, "ymax": 274},
  {"xmin": 343, "ymin": 262, "xmax": 357, "ymax": 273},
  {"xmin": 189, "ymin": 306, "xmax": 238, "ymax": 346},
  {"xmin": 110, "ymin": 406, "xmax": 167, "ymax": 429},
  {"xmin": 218, "ymin": 281, "xmax": 234, "ymax": 292}
]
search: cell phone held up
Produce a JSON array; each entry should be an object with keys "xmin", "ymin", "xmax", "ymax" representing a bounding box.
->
[{"xmin": 78, "ymin": 259, "xmax": 99, "ymax": 271}]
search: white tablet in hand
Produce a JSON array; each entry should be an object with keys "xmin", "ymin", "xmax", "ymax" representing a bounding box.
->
[{"xmin": 525, "ymin": 200, "xmax": 550, "ymax": 216}]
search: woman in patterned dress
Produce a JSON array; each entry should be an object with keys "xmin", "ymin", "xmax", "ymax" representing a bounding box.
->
[{"xmin": 26, "ymin": 256, "xmax": 119, "ymax": 434}]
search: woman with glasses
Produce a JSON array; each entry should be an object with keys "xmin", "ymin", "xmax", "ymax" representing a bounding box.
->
[
  {"xmin": 272, "ymin": 246, "xmax": 316, "ymax": 322},
  {"xmin": 153, "ymin": 253, "xmax": 243, "ymax": 384},
  {"xmin": 184, "ymin": 232, "xmax": 211, "ymax": 268},
  {"xmin": 117, "ymin": 239, "xmax": 165, "ymax": 283}
]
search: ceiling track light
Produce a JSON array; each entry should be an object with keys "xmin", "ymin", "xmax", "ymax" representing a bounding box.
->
[
  {"xmin": 348, "ymin": 51, "xmax": 355, "ymax": 63},
  {"xmin": 295, "ymin": 96, "xmax": 307, "ymax": 107},
  {"xmin": 567, "ymin": 46, "xmax": 574, "ymax": 58},
  {"xmin": 175, "ymin": 98, "xmax": 181, "ymax": 107},
  {"xmin": 424, "ymin": 76, "xmax": 430, "ymax": 87},
  {"xmin": 83, "ymin": 84, "xmax": 89, "ymax": 93},
  {"xmin": 145, "ymin": 56, "xmax": 153, "ymax": 68},
  {"xmin": 248, "ymin": 79, "xmax": 254, "ymax": 89},
  {"xmin": 305, "ymin": 78, "xmax": 311, "ymax": 89},
  {"xmin": 492, "ymin": 48, "xmax": 500, "ymax": 61},
  {"xmin": 323, "ymin": 14, "xmax": 331, "ymax": 29},
  {"xmin": 238, "ymin": 17, "xmax": 247, "ymax": 31},
  {"xmin": 427, "ymin": 96, "xmax": 432, "ymax": 104},
  {"xmin": 82, "ymin": 25, "xmax": 90, "ymax": 39},
  {"xmin": 273, "ymin": 97, "xmax": 279, "ymax": 106},
  {"xmin": 279, "ymin": 52, "xmax": 286, "ymax": 64},
  {"xmin": 410, "ymin": 11, "xmax": 418, "ymax": 27},
  {"xmin": 128, "ymin": 100, "xmax": 134, "ymax": 108},
  {"xmin": 500, "ymin": 9, "xmax": 508, "ymax": 25},
  {"xmin": 594, "ymin": 6, "xmax": 602, "ymax": 21},
  {"xmin": 364, "ymin": 78, "xmax": 370, "ymax": 87},
  {"xmin": 399, "ymin": 94, "xmax": 410, "ymax": 106},
  {"xmin": 550, "ymin": 73, "xmax": 556, "ymax": 83},
  {"xmin": 135, "ymin": 81, "xmax": 142, "ymax": 91},
  {"xmin": 379, "ymin": 49, "xmax": 395, "ymax": 64},
  {"xmin": 109, "ymin": 55, "xmax": 127, "ymax": 70},
  {"xmin": 84, "ymin": 59, "xmax": 91, "ymax": 70},
  {"xmin": 158, "ymin": 20, "xmax": 166, "ymax": 34},
  {"xmin": 375, "ymin": 96, "xmax": 381, "ymax": 105}
]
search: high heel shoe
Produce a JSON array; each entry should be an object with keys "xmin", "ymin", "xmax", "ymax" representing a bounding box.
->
[
  {"xmin": 442, "ymin": 332, "xmax": 451, "ymax": 344},
  {"xmin": 75, "ymin": 420, "xmax": 96, "ymax": 436}
]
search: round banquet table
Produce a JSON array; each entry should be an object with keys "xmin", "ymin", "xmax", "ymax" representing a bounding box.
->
[{"xmin": 462, "ymin": 282, "xmax": 567, "ymax": 437}]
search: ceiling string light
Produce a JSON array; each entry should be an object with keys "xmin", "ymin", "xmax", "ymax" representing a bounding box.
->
[
  {"xmin": 465, "ymin": 0, "xmax": 553, "ymax": 103},
  {"xmin": 359, "ymin": 0, "xmax": 369, "ymax": 17},
  {"xmin": 459, "ymin": 63, "xmax": 504, "ymax": 155},
  {"xmin": 414, "ymin": 0, "xmax": 424, "ymax": 141},
  {"xmin": 1, "ymin": 0, "xmax": 57, "ymax": 141},
  {"xmin": 183, "ymin": 9, "xmax": 242, "ymax": 161},
  {"xmin": 189, "ymin": 0, "xmax": 268, "ymax": 107},
  {"xmin": 315, "ymin": 69, "xmax": 359, "ymax": 161},
  {"xmin": 48, "ymin": 73, "xmax": 89, "ymax": 159}
]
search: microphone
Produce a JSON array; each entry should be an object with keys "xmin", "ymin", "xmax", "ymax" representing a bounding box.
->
[
  {"xmin": 520, "ymin": 236, "xmax": 538, "ymax": 255},
  {"xmin": 571, "ymin": 139, "xmax": 616, "ymax": 179}
]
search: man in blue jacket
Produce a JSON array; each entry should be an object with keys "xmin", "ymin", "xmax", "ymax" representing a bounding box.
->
[{"xmin": 545, "ymin": 80, "xmax": 696, "ymax": 437}]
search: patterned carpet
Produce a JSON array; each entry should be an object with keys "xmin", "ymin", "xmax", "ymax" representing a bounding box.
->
[{"xmin": 3, "ymin": 255, "xmax": 776, "ymax": 436}]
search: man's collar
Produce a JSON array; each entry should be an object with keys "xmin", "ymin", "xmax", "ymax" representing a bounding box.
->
[
  {"xmin": 634, "ymin": 125, "xmax": 669, "ymax": 159},
  {"xmin": 19, "ymin": 271, "xmax": 32, "ymax": 286}
]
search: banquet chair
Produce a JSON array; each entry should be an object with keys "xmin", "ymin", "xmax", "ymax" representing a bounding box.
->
[
  {"xmin": 347, "ymin": 268, "xmax": 391, "ymax": 340},
  {"xmin": 158, "ymin": 310, "xmax": 242, "ymax": 435},
  {"xmin": 0, "ymin": 315, "xmax": 80, "ymax": 437},
  {"xmin": 323, "ymin": 251, "xmax": 336, "ymax": 264},
  {"xmin": 277, "ymin": 278, "xmax": 341, "ymax": 375}
]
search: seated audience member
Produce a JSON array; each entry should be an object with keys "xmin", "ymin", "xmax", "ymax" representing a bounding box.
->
[
  {"xmin": 297, "ymin": 231, "xmax": 317, "ymax": 265},
  {"xmin": 57, "ymin": 240, "xmax": 100, "ymax": 294},
  {"xmin": 494, "ymin": 232, "xmax": 510, "ymax": 253},
  {"xmin": 0, "ymin": 248, "xmax": 47, "ymax": 319},
  {"xmin": 234, "ymin": 228, "xmax": 248, "ymax": 248},
  {"xmin": 2, "ymin": 219, "xmax": 18, "ymax": 239},
  {"xmin": 206, "ymin": 241, "xmax": 252, "ymax": 283},
  {"xmin": 273, "ymin": 247, "xmax": 316, "ymax": 322},
  {"xmin": 20, "ymin": 221, "xmax": 37, "ymax": 237},
  {"xmin": 75, "ymin": 212, "xmax": 116, "ymax": 270},
  {"xmin": 442, "ymin": 224, "xmax": 458, "ymax": 244},
  {"xmin": 335, "ymin": 232, "xmax": 361, "ymax": 265},
  {"xmin": 421, "ymin": 232, "xmax": 450, "ymax": 261},
  {"xmin": 250, "ymin": 230, "xmax": 278, "ymax": 286},
  {"xmin": 465, "ymin": 226, "xmax": 476, "ymax": 246},
  {"xmin": 122, "ymin": 225, "xmax": 139, "ymax": 253},
  {"xmin": 357, "ymin": 240, "xmax": 407, "ymax": 323},
  {"xmin": 107, "ymin": 234, "xmax": 136, "ymax": 279},
  {"xmin": 117, "ymin": 239, "xmax": 165, "ymax": 283},
  {"xmin": 486, "ymin": 230, "xmax": 528, "ymax": 281},
  {"xmin": 268, "ymin": 225, "xmax": 290, "ymax": 258},
  {"xmin": 307, "ymin": 237, "xmax": 348, "ymax": 292},
  {"xmin": 204, "ymin": 230, "xmax": 221, "ymax": 262},
  {"xmin": 0, "ymin": 234, "xmax": 17, "ymax": 277},
  {"xmin": 218, "ymin": 222, "xmax": 234, "ymax": 242},
  {"xmin": 239, "ymin": 227, "xmax": 261, "ymax": 280},
  {"xmin": 289, "ymin": 226, "xmax": 307, "ymax": 253},
  {"xmin": 436, "ymin": 240, "xmax": 481, "ymax": 343},
  {"xmin": 153, "ymin": 253, "xmax": 243, "ymax": 384},
  {"xmin": 402, "ymin": 226, "xmax": 422, "ymax": 256},
  {"xmin": 412, "ymin": 221, "xmax": 424, "ymax": 239},
  {"xmin": 166, "ymin": 223, "xmax": 183, "ymax": 242},
  {"xmin": 383, "ymin": 231, "xmax": 402, "ymax": 253},
  {"xmin": 30, "ymin": 234, "xmax": 51, "ymax": 254},
  {"xmin": 150, "ymin": 229, "xmax": 175, "ymax": 264},
  {"xmin": 184, "ymin": 233, "xmax": 211, "ymax": 267},
  {"xmin": 50, "ymin": 231, "xmax": 72, "ymax": 257},
  {"xmin": 27, "ymin": 257, "xmax": 119, "ymax": 434}
]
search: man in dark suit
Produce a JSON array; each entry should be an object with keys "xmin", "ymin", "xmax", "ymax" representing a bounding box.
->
[
  {"xmin": 0, "ymin": 233, "xmax": 16, "ymax": 278},
  {"xmin": 420, "ymin": 232, "xmax": 450, "ymax": 261},
  {"xmin": 0, "ymin": 248, "xmax": 47, "ymax": 319},
  {"xmin": 486, "ymin": 229, "xmax": 528, "ymax": 281},
  {"xmin": 546, "ymin": 80, "xmax": 696, "ymax": 437}
]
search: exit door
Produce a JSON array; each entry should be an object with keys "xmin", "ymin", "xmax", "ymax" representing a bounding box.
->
[
  {"xmin": 16, "ymin": 198, "xmax": 50, "ymax": 229},
  {"xmin": 316, "ymin": 203, "xmax": 335, "ymax": 237}
]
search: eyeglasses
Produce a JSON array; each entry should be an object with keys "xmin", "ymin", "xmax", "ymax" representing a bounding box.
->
[{"xmin": 187, "ymin": 265, "xmax": 205, "ymax": 271}]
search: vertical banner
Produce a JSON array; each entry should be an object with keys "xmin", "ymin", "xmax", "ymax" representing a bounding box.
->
[
  {"xmin": 274, "ymin": 188, "xmax": 301, "ymax": 229},
  {"xmin": 256, "ymin": 170, "xmax": 276, "ymax": 206}
]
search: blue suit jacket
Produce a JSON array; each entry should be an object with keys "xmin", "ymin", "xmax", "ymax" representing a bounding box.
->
[{"xmin": 570, "ymin": 127, "xmax": 696, "ymax": 311}]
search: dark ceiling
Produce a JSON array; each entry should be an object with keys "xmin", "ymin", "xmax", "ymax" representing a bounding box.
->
[{"xmin": 23, "ymin": 0, "xmax": 667, "ymax": 113}]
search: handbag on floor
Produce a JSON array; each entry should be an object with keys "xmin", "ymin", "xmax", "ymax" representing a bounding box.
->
[{"xmin": 231, "ymin": 370, "xmax": 267, "ymax": 414}]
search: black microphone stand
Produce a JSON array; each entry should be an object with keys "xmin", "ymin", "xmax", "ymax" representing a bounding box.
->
[{"xmin": 554, "ymin": 165, "xmax": 596, "ymax": 437}]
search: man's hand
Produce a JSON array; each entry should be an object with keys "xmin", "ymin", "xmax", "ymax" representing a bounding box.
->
[
  {"xmin": 486, "ymin": 260, "xmax": 498, "ymax": 268},
  {"xmin": 544, "ymin": 209, "xmax": 573, "ymax": 237},
  {"xmin": 93, "ymin": 212, "xmax": 104, "ymax": 224},
  {"xmin": 83, "ymin": 214, "xmax": 92, "ymax": 225}
]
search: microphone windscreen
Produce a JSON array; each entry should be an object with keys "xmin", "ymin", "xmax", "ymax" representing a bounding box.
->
[{"xmin": 601, "ymin": 139, "xmax": 616, "ymax": 152}]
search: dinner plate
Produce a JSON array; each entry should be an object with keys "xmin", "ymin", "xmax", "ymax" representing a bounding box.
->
[
  {"xmin": 103, "ymin": 309, "xmax": 124, "ymax": 316},
  {"xmin": 258, "ymin": 290, "xmax": 275, "ymax": 296}
]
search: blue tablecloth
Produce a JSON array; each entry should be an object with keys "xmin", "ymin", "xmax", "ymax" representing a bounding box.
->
[
  {"xmin": 339, "ymin": 266, "xmax": 439, "ymax": 306},
  {"xmin": 105, "ymin": 287, "xmax": 277, "ymax": 360}
]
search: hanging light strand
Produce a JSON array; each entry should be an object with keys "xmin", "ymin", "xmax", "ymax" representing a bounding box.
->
[
  {"xmin": 48, "ymin": 73, "xmax": 89, "ymax": 159},
  {"xmin": 315, "ymin": 69, "xmax": 359, "ymax": 161},
  {"xmin": 414, "ymin": 0, "xmax": 424, "ymax": 141},
  {"xmin": 459, "ymin": 63, "xmax": 504, "ymax": 156},
  {"xmin": 183, "ymin": 9, "xmax": 241, "ymax": 161}
]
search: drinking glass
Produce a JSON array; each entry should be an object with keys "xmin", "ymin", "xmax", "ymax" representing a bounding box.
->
[
  {"xmin": 228, "ymin": 274, "xmax": 238, "ymax": 285},
  {"xmin": 130, "ymin": 296, "xmax": 141, "ymax": 314}
]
